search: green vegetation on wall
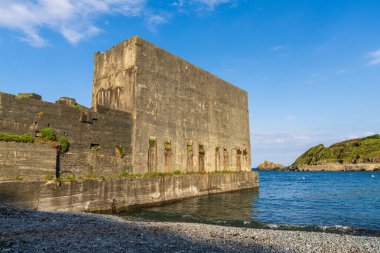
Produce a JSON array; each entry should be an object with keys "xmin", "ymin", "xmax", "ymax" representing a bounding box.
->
[
  {"xmin": 72, "ymin": 104, "xmax": 82, "ymax": 110},
  {"xmin": 45, "ymin": 172, "xmax": 54, "ymax": 181},
  {"xmin": 149, "ymin": 138, "xmax": 156, "ymax": 147},
  {"xmin": 164, "ymin": 140, "xmax": 171, "ymax": 151},
  {"xmin": 115, "ymin": 145, "xmax": 126, "ymax": 158},
  {"xmin": 14, "ymin": 176, "xmax": 23, "ymax": 181},
  {"xmin": 0, "ymin": 133, "xmax": 35, "ymax": 143},
  {"xmin": 293, "ymin": 134, "xmax": 380, "ymax": 166},
  {"xmin": 0, "ymin": 131, "xmax": 70, "ymax": 154},
  {"xmin": 59, "ymin": 137, "xmax": 70, "ymax": 153},
  {"xmin": 91, "ymin": 144, "xmax": 101, "ymax": 151},
  {"xmin": 40, "ymin": 128, "xmax": 56, "ymax": 141}
]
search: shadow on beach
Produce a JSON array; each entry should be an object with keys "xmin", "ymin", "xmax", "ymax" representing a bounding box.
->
[{"xmin": 0, "ymin": 205, "xmax": 288, "ymax": 253}]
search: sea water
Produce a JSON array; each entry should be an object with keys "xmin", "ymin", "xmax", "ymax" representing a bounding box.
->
[{"xmin": 120, "ymin": 171, "xmax": 380, "ymax": 235}]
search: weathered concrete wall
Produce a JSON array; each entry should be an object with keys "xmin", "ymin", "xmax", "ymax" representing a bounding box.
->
[
  {"xmin": 0, "ymin": 142, "xmax": 56, "ymax": 180},
  {"xmin": 92, "ymin": 36, "xmax": 251, "ymax": 174},
  {"xmin": 60, "ymin": 152, "xmax": 131, "ymax": 178},
  {"xmin": 92, "ymin": 39, "xmax": 137, "ymax": 113},
  {"xmin": 0, "ymin": 93, "xmax": 133, "ymax": 176},
  {"xmin": 298, "ymin": 163, "xmax": 380, "ymax": 171},
  {"xmin": 0, "ymin": 172, "xmax": 258, "ymax": 213}
]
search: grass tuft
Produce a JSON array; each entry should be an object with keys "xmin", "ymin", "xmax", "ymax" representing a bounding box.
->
[{"xmin": 115, "ymin": 145, "xmax": 126, "ymax": 158}]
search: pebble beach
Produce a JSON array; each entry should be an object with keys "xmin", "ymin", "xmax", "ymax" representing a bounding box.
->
[{"xmin": 0, "ymin": 205, "xmax": 379, "ymax": 253}]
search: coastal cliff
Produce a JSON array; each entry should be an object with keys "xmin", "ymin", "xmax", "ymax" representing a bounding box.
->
[{"xmin": 291, "ymin": 134, "xmax": 380, "ymax": 171}]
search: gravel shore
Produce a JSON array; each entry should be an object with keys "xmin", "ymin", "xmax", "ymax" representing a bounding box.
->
[{"xmin": 0, "ymin": 205, "xmax": 379, "ymax": 253}]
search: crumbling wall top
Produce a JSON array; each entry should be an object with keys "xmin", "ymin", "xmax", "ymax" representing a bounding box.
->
[{"xmin": 17, "ymin": 93, "xmax": 41, "ymax": 100}]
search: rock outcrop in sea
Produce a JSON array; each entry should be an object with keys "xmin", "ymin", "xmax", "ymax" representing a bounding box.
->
[{"xmin": 257, "ymin": 160, "xmax": 285, "ymax": 170}]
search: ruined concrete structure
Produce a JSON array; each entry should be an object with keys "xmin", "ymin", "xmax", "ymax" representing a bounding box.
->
[
  {"xmin": 93, "ymin": 36, "xmax": 251, "ymax": 174},
  {"xmin": 0, "ymin": 36, "xmax": 256, "ymax": 212},
  {"xmin": 0, "ymin": 36, "xmax": 251, "ymax": 179}
]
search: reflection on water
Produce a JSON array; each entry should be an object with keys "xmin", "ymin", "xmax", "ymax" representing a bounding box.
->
[
  {"xmin": 121, "ymin": 171, "xmax": 380, "ymax": 235},
  {"xmin": 140, "ymin": 189, "xmax": 258, "ymax": 222}
]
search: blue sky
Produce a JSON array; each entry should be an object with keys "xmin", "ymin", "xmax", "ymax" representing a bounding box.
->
[{"xmin": 0, "ymin": 0, "xmax": 379, "ymax": 166}]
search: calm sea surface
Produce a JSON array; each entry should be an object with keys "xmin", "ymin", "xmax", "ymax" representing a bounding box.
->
[{"xmin": 120, "ymin": 171, "xmax": 380, "ymax": 235}]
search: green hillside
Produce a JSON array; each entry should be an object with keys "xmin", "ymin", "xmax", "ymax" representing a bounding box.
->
[{"xmin": 293, "ymin": 134, "xmax": 380, "ymax": 166}]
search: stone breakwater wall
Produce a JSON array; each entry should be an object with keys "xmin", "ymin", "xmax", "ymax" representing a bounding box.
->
[
  {"xmin": 298, "ymin": 163, "xmax": 380, "ymax": 171},
  {"xmin": 0, "ymin": 172, "xmax": 258, "ymax": 213}
]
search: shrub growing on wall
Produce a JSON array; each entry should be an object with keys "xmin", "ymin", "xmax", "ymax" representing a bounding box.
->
[
  {"xmin": 40, "ymin": 128, "xmax": 56, "ymax": 141},
  {"xmin": 59, "ymin": 137, "xmax": 70, "ymax": 153}
]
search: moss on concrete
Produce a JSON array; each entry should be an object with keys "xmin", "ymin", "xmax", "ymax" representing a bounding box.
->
[{"xmin": 0, "ymin": 133, "xmax": 35, "ymax": 143}]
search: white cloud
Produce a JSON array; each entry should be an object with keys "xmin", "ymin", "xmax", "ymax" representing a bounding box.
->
[
  {"xmin": 348, "ymin": 134, "xmax": 359, "ymax": 139},
  {"xmin": 336, "ymin": 69, "xmax": 346, "ymax": 74},
  {"xmin": 145, "ymin": 13, "xmax": 169, "ymax": 32},
  {"xmin": 251, "ymin": 129, "xmax": 347, "ymax": 166},
  {"xmin": 194, "ymin": 0, "xmax": 232, "ymax": 9},
  {"xmin": 251, "ymin": 128, "xmax": 380, "ymax": 166},
  {"xmin": 0, "ymin": 0, "xmax": 147, "ymax": 46},
  {"xmin": 271, "ymin": 45, "xmax": 288, "ymax": 51},
  {"xmin": 286, "ymin": 115, "xmax": 296, "ymax": 121},
  {"xmin": 251, "ymin": 129, "xmax": 314, "ymax": 148},
  {"xmin": 368, "ymin": 49, "xmax": 380, "ymax": 66},
  {"xmin": 172, "ymin": 0, "xmax": 233, "ymax": 11},
  {"xmin": 364, "ymin": 131, "xmax": 375, "ymax": 136},
  {"xmin": 0, "ymin": 0, "xmax": 231, "ymax": 46}
]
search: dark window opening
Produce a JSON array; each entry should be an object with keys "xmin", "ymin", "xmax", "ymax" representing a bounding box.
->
[
  {"xmin": 90, "ymin": 144, "xmax": 101, "ymax": 151},
  {"xmin": 199, "ymin": 144, "xmax": 205, "ymax": 172},
  {"xmin": 164, "ymin": 139, "xmax": 172, "ymax": 172},
  {"xmin": 215, "ymin": 146, "xmax": 220, "ymax": 172},
  {"xmin": 236, "ymin": 148, "xmax": 242, "ymax": 171},
  {"xmin": 148, "ymin": 138, "xmax": 157, "ymax": 173},
  {"xmin": 223, "ymin": 147, "xmax": 229, "ymax": 171},
  {"xmin": 187, "ymin": 141, "xmax": 194, "ymax": 172}
]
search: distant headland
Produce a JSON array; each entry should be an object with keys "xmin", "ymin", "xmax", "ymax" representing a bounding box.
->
[
  {"xmin": 291, "ymin": 134, "xmax": 380, "ymax": 171},
  {"xmin": 259, "ymin": 134, "xmax": 380, "ymax": 171}
]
